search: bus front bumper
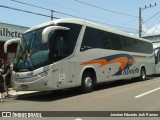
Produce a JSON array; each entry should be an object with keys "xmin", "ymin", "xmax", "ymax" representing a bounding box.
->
[{"xmin": 12, "ymin": 76, "xmax": 53, "ymax": 91}]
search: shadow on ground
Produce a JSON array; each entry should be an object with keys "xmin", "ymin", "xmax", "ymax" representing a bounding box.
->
[{"xmin": 15, "ymin": 76, "xmax": 158, "ymax": 102}]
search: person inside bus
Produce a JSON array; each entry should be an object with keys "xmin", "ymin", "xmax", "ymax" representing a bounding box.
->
[{"xmin": 2, "ymin": 60, "xmax": 11, "ymax": 97}]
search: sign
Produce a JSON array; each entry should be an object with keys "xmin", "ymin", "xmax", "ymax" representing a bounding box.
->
[{"xmin": 0, "ymin": 22, "xmax": 29, "ymax": 42}]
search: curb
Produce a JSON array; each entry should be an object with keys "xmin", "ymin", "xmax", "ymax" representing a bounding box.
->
[{"xmin": 0, "ymin": 89, "xmax": 39, "ymax": 99}]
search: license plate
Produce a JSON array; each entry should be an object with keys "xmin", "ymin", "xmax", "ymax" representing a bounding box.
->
[{"xmin": 21, "ymin": 85, "xmax": 28, "ymax": 89}]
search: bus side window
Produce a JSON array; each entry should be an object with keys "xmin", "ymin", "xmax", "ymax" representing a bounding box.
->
[
  {"xmin": 50, "ymin": 31, "xmax": 70, "ymax": 62},
  {"xmin": 80, "ymin": 27, "xmax": 103, "ymax": 51},
  {"xmin": 80, "ymin": 27, "xmax": 93, "ymax": 51}
]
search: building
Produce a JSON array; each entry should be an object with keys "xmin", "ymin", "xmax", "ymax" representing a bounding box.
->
[
  {"xmin": 143, "ymin": 35, "xmax": 160, "ymax": 42},
  {"xmin": 0, "ymin": 22, "xmax": 29, "ymax": 63},
  {"xmin": 143, "ymin": 35, "xmax": 160, "ymax": 49}
]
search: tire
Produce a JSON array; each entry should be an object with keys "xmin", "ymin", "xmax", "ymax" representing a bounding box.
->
[
  {"xmin": 139, "ymin": 68, "xmax": 146, "ymax": 80},
  {"xmin": 81, "ymin": 71, "xmax": 94, "ymax": 93}
]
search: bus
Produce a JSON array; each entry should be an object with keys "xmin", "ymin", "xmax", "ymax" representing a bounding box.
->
[
  {"xmin": 143, "ymin": 35, "xmax": 160, "ymax": 74},
  {"xmin": 153, "ymin": 41, "xmax": 160, "ymax": 74},
  {"xmin": 4, "ymin": 18, "xmax": 155, "ymax": 92}
]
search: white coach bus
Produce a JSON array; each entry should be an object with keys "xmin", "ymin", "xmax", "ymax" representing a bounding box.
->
[
  {"xmin": 153, "ymin": 42, "xmax": 160, "ymax": 74},
  {"xmin": 142, "ymin": 37, "xmax": 160, "ymax": 74},
  {"xmin": 4, "ymin": 18, "xmax": 155, "ymax": 92},
  {"xmin": 152, "ymin": 41, "xmax": 160, "ymax": 74},
  {"xmin": 142, "ymin": 35, "xmax": 160, "ymax": 74}
]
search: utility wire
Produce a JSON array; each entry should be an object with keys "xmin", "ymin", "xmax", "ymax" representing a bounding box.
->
[
  {"xmin": 9, "ymin": 0, "xmax": 81, "ymax": 18},
  {"xmin": 143, "ymin": 12, "xmax": 160, "ymax": 24},
  {"xmin": 4, "ymin": 0, "xmax": 138, "ymax": 32},
  {"xmin": 74, "ymin": 0, "xmax": 138, "ymax": 18},
  {"xmin": 151, "ymin": 21, "xmax": 160, "ymax": 35},
  {"xmin": 10, "ymin": 0, "xmax": 51, "ymax": 11},
  {"xmin": 39, "ymin": 0, "xmax": 137, "ymax": 28},
  {"xmin": 142, "ymin": 14, "xmax": 160, "ymax": 36},
  {"xmin": 0, "ymin": 5, "xmax": 59, "ymax": 19},
  {"xmin": 9, "ymin": 0, "xmax": 95, "ymax": 19},
  {"xmin": 146, "ymin": 14, "xmax": 160, "ymax": 28}
]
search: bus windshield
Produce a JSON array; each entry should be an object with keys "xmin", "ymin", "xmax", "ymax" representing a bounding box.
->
[
  {"xmin": 14, "ymin": 28, "xmax": 49, "ymax": 72},
  {"xmin": 14, "ymin": 23, "xmax": 82, "ymax": 72}
]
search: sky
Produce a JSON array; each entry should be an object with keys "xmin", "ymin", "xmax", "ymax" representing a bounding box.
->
[{"xmin": 0, "ymin": 0, "xmax": 160, "ymax": 37}]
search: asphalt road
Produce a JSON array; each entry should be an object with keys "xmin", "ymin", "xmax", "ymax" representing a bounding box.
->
[{"xmin": 0, "ymin": 76, "xmax": 160, "ymax": 120}]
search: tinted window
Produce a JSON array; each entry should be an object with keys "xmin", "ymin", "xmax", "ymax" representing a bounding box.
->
[
  {"xmin": 122, "ymin": 37, "xmax": 153, "ymax": 54},
  {"xmin": 81, "ymin": 27, "xmax": 153, "ymax": 54},
  {"xmin": 81, "ymin": 27, "xmax": 102, "ymax": 50},
  {"xmin": 58, "ymin": 23, "xmax": 82, "ymax": 54}
]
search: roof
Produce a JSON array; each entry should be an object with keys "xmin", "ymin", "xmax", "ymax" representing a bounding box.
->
[
  {"xmin": 24, "ymin": 18, "xmax": 85, "ymax": 33},
  {"xmin": 24, "ymin": 18, "xmax": 152, "ymax": 43}
]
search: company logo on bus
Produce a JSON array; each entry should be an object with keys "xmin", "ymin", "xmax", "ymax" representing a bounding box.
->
[{"xmin": 81, "ymin": 54, "xmax": 136, "ymax": 76}]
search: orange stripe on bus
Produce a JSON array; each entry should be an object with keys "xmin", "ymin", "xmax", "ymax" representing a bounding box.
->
[{"xmin": 81, "ymin": 57, "xmax": 130, "ymax": 70}]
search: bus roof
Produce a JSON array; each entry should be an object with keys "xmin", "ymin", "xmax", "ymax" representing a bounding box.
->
[{"xmin": 24, "ymin": 18, "xmax": 152, "ymax": 43}]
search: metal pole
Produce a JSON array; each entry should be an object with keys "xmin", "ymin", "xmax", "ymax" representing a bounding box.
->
[
  {"xmin": 139, "ymin": 3, "xmax": 156, "ymax": 37},
  {"xmin": 139, "ymin": 7, "xmax": 142, "ymax": 37},
  {"xmin": 51, "ymin": 10, "xmax": 54, "ymax": 20}
]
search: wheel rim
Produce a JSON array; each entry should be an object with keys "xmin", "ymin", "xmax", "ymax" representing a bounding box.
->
[
  {"xmin": 142, "ymin": 70, "xmax": 145, "ymax": 79},
  {"xmin": 84, "ymin": 77, "xmax": 92, "ymax": 88}
]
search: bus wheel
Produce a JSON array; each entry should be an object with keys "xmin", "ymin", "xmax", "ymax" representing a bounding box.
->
[
  {"xmin": 81, "ymin": 71, "xmax": 94, "ymax": 93},
  {"xmin": 139, "ymin": 68, "xmax": 146, "ymax": 80}
]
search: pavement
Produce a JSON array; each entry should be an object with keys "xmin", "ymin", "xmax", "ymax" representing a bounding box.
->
[{"xmin": 0, "ymin": 88, "xmax": 38, "ymax": 99}]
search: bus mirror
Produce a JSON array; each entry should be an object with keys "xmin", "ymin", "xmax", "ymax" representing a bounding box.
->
[
  {"xmin": 42, "ymin": 26, "xmax": 70, "ymax": 43},
  {"xmin": 4, "ymin": 38, "xmax": 20, "ymax": 53}
]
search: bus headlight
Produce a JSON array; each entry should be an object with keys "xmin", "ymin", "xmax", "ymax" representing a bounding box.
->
[{"xmin": 35, "ymin": 68, "xmax": 57, "ymax": 78}]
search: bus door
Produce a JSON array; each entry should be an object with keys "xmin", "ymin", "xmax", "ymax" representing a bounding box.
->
[{"xmin": 50, "ymin": 33, "xmax": 71, "ymax": 89}]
